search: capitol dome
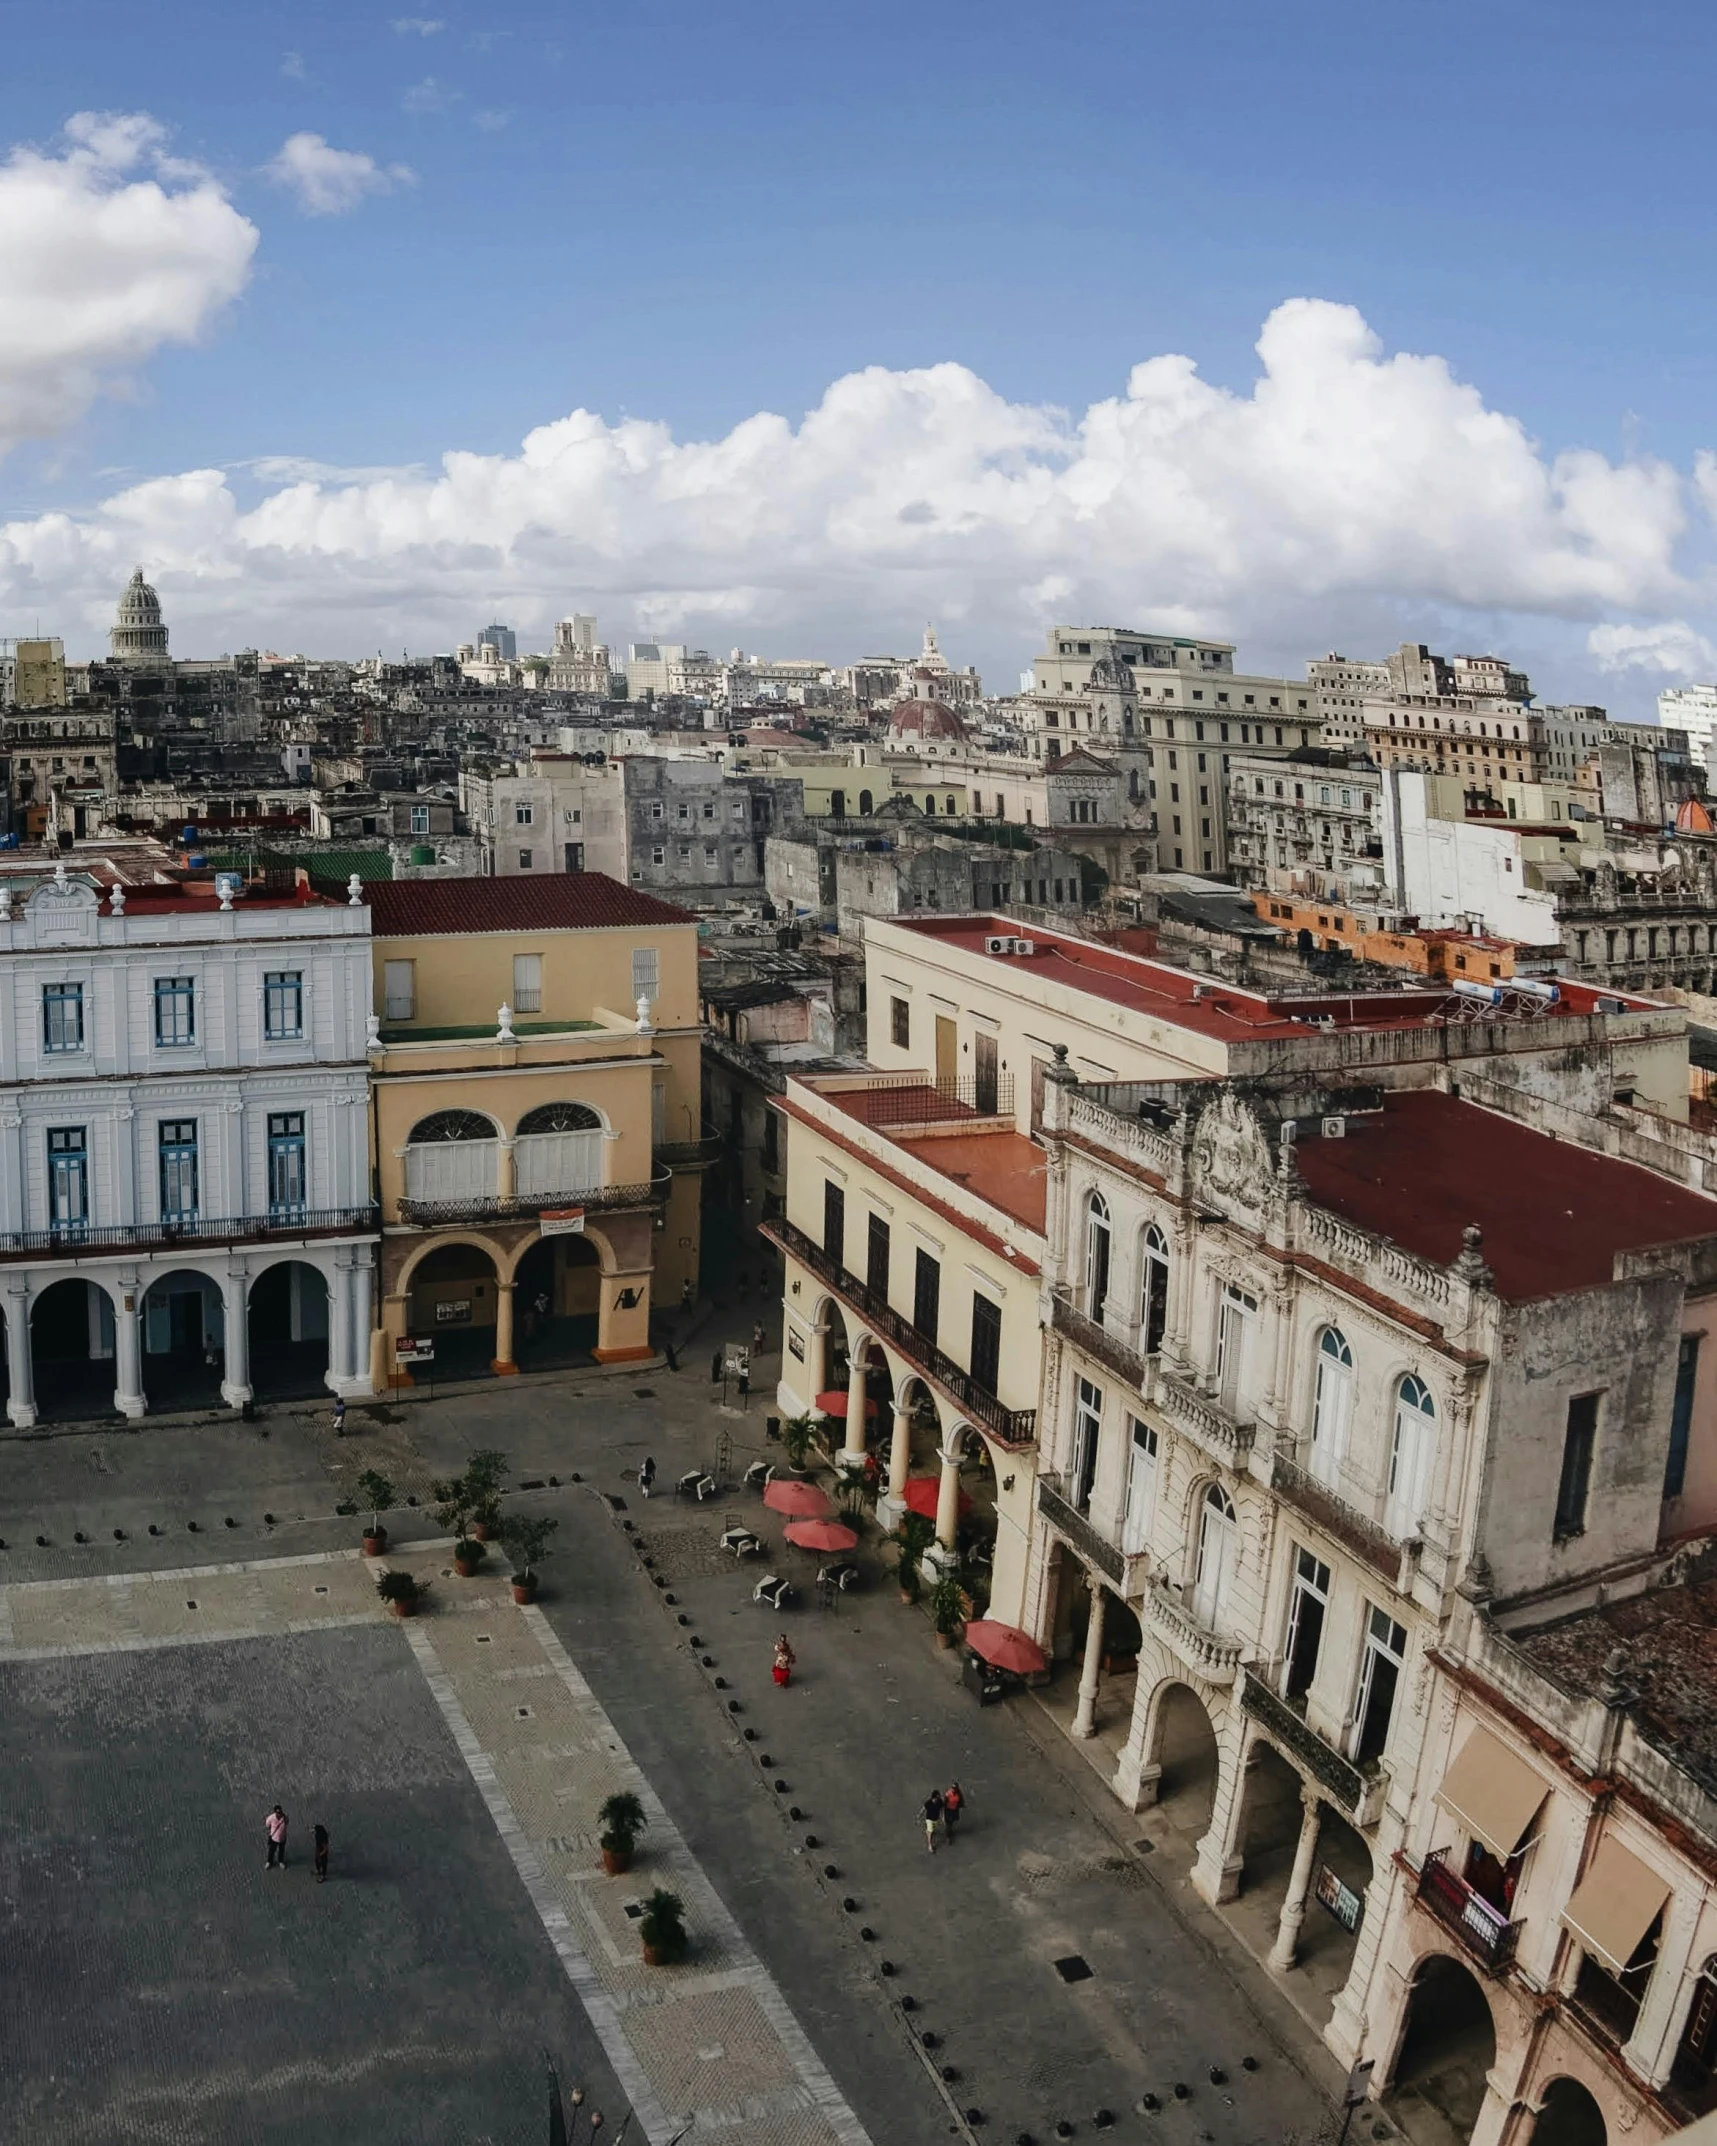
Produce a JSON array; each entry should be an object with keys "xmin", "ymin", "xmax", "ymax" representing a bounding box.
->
[{"xmin": 110, "ymin": 567, "xmax": 169, "ymax": 663}]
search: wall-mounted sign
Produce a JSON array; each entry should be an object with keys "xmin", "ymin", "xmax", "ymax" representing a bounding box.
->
[
  {"xmin": 787, "ymin": 1330, "xmax": 806, "ymax": 1363},
  {"xmin": 434, "ymin": 1299, "xmax": 472, "ymax": 1325},
  {"xmin": 1315, "ymin": 1864, "xmax": 1363, "ymax": 1932},
  {"xmin": 395, "ymin": 1338, "xmax": 435, "ymax": 1363},
  {"xmin": 540, "ymin": 1208, "xmax": 587, "ymax": 1236}
]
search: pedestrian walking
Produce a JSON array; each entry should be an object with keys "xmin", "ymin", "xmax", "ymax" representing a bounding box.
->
[
  {"xmin": 332, "ymin": 1395, "xmax": 346, "ymax": 1437},
  {"xmin": 772, "ymin": 1634, "xmax": 796, "ymax": 1687},
  {"xmin": 265, "ymin": 1804, "xmax": 289, "ymax": 1869},
  {"xmin": 943, "ymin": 1779, "xmax": 965, "ymax": 1841},
  {"xmin": 638, "ymin": 1455, "xmax": 656, "ymax": 1498},
  {"xmin": 681, "ymin": 1277, "xmax": 696, "ymax": 1314},
  {"xmin": 752, "ymin": 1320, "xmax": 767, "ymax": 1358},
  {"xmin": 313, "ymin": 1823, "xmax": 330, "ymax": 1883},
  {"xmin": 921, "ymin": 1788, "xmax": 944, "ymax": 1854}
]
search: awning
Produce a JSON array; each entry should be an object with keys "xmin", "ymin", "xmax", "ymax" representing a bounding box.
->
[
  {"xmin": 1434, "ymin": 1726, "xmax": 1548, "ymax": 1862},
  {"xmin": 1561, "ymin": 1838, "xmax": 1671, "ymax": 1978}
]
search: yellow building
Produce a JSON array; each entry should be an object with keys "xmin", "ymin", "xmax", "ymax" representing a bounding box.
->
[
  {"xmin": 764, "ymin": 1066, "xmax": 1047, "ymax": 1624},
  {"xmin": 365, "ymin": 875, "xmax": 703, "ymax": 1385}
]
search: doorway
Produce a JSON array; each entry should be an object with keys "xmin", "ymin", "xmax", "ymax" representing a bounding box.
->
[{"xmin": 934, "ymin": 1015, "xmax": 957, "ymax": 1089}]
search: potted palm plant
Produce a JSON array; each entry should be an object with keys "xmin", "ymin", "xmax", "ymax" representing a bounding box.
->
[
  {"xmin": 464, "ymin": 1448, "xmax": 509, "ymax": 1540},
  {"xmin": 639, "ymin": 1887, "xmax": 688, "ymax": 1966},
  {"xmin": 432, "ymin": 1477, "xmax": 485, "ymax": 1577},
  {"xmin": 929, "ymin": 1571, "xmax": 966, "ymax": 1648},
  {"xmin": 778, "ymin": 1414, "xmax": 817, "ymax": 1473},
  {"xmin": 500, "ymin": 1514, "xmax": 558, "ymax": 1605},
  {"xmin": 375, "ymin": 1569, "xmax": 420, "ymax": 1618},
  {"xmin": 597, "ymin": 1790, "xmax": 646, "ymax": 1876},
  {"xmin": 890, "ymin": 1510, "xmax": 935, "ymax": 1605},
  {"xmin": 356, "ymin": 1469, "xmax": 394, "ymax": 1556}
]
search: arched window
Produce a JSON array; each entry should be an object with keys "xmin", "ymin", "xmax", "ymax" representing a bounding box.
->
[
  {"xmin": 409, "ymin": 1110, "xmax": 493, "ymax": 1144},
  {"xmin": 1386, "ymin": 1374, "xmax": 1437, "ymax": 1538},
  {"xmin": 1140, "ymin": 1223, "xmax": 1169, "ymax": 1354},
  {"xmin": 1192, "ymin": 1484, "xmax": 1237, "ymax": 1630},
  {"xmin": 1310, "ymin": 1327, "xmax": 1353, "ymax": 1487},
  {"xmin": 516, "ymin": 1102, "xmax": 602, "ymax": 1135},
  {"xmin": 922, "ymin": 795, "xmax": 935, "ymax": 816},
  {"xmin": 858, "ymin": 789, "xmax": 874, "ymax": 815},
  {"xmin": 1084, "ymin": 1193, "xmax": 1112, "ymax": 1320}
]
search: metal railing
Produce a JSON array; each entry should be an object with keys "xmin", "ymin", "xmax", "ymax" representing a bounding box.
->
[
  {"xmin": 396, "ymin": 1173, "xmax": 669, "ymax": 1227},
  {"xmin": 1240, "ymin": 1670, "xmax": 1366, "ymax": 1815},
  {"xmin": 654, "ymin": 1134, "xmax": 726, "ymax": 1167},
  {"xmin": 1037, "ymin": 1476, "xmax": 1125, "ymax": 1587},
  {"xmin": 1049, "ymin": 1288, "xmax": 1150, "ymax": 1390},
  {"xmin": 1416, "ymin": 1849, "xmax": 1520, "ymax": 1973},
  {"xmin": 1271, "ymin": 1452, "xmax": 1401, "ymax": 1582},
  {"xmin": 834, "ymin": 1073, "xmax": 1015, "ymax": 1127},
  {"xmin": 761, "ymin": 1215, "xmax": 1037, "ymax": 1449},
  {"xmin": 0, "ymin": 1205, "xmax": 376, "ymax": 1262}
]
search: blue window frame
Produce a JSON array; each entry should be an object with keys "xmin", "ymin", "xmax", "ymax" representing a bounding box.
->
[
  {"xmin": 267, "ymin": 1112, "xmax": 306, "ymax": 1214},
  {"xmin": 158, "ymin": 1119, "xmax": 199, "ymax": 1221},
  {"xmin": 154, "ymin": 977, "xmax": 195, "ymax": 1048},
  {"xmin": 43, "ymin": 983, "xmax": 84, "ymax": 1054},
  {"xmin": 263, "ymin": 971, "xmax": 303, "ymax": 1041},
  {"xmin": 47, "ymin": 1126, "xmax": 88, "ymax": 1233}
]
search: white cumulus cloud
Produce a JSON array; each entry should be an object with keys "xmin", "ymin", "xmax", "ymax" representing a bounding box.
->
[
  {"xmin": 0, "ymin": 111, "xmax": 256, "ymax": 457},
  {"xmin": 1, "ymin": 299, "xmax": 1713, "ymax": 673},
  {"xmin": 265, "ymin": 132, "xmax": 415, "ymax": 215},
  {"xmin": 1588, "ymin": 620, "xmax": 1717, "ymax": 679},
  {"xmin": 392, "ymin": 16, "xmax": 444, "ymax": 33}
]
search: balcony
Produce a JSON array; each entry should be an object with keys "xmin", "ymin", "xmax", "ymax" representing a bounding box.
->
[
  {"xmin": 762, "ymin": 1214, "xmax": 1037, "ymax": 1449},
  {"xmin": 1144, "ymin": 1577, "xmax": 1244, "ymax": 1687},
  {"xmin": 1037, "ymin": 1475, "xmax": 1126, "ymax": 1589},
  {"xmin": 1271, "ymin": 1452, "xmax": 1400, "ymax": 1582},
  {"xmin": 1050, "ymin": 1287, "xmax": 1149, "ymax": 1391},
  {"xmin": 654, "ymin": 1134, "xmax": 725, "ymax": 1168},
  {"xmin": 1152, "ymin": 1367, "xmax": 1254, "ymax": 1467},
  {"xmin": 1415, "ymin": 1848, "xmax": 1520, "ymax": 1973},
  {"xmin": 1239, "ymin": 1670, "xmax": 1375, "ymax": 1821},
  {"xmin": 0, "ymin": 1205, "xmax": 376, "ymax": 1263},
  {"xmin": 396, "ymin": 1173, "xmax": 670, "ymax": 1228}
]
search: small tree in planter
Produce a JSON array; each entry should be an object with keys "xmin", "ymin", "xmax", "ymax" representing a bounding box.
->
[
  {"xmin": 929, "ymin": 1572, "xmax": 966, "ymax": 1649},
  {"xmin": 375, "ymin": 1569, "xmax": 420, "ymax": 1618},
  {"xmin": 889, "ymin": 1510, "xmax": 936, "ymax": 1605},
  {"xmin": 778, "ymin": 1414, "xmax": 817, "ymax": 1472},
  {"xmin": 431, "ymin": 1477, "xmax": 485, "ymax": 1575},
  {"xmin": 499, "ymin": 1514, "xmax": 558, "ymax": 1605},
  {"xmin": 835, "ymin": 1461, "xmax": 878, "ymax": 1531},
  {"xmin": 597, "ymin": 1790, "xmax": 646, "ymax": 1875},
  {"xmin": 464, "ymin": 1448, "xmax": 509, "ymax": 1540},
  {"xmin": 639, "ymin": 1887, "xmax": 688, "ymax": 1966},
  {"xmin": 356, "ymin": 1469, "xmax": 395, "ymax": 1555}
]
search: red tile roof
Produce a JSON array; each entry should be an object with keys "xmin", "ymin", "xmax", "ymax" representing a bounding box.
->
[
  {"xmin": 366, "ymin": 873, "xmax": 695, "ymax": 937},
  {"xmin": 1293, "ymin": 1090, "xmax": 1717, "ymax": 1301}
]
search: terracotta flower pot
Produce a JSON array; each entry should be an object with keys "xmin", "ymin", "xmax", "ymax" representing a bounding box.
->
[
  {"xmin": 470, "ymin": 1521, "xmax": 492, "ymax": 1543},
  {"xmin": 899, "ymin": 1588, "xmax": 916, "ymax": 1607},
  {"xmin": 643, "ymin": 1943, "xmax": 678, "ymax": 1968},
  {"xmin": 601, "ymin": 1846, "xmax": 633, "ymax": 1876},
  {"xmin": 454, "ymin": 1556, "xmax": 480, "ymax": 1578},
  {"xmin": 362, "ymin": 1529, "xmax": 387, "ymax": 1557},
  {"xmin": 935, "ymin": 1629, "xmax": 955, "ymax": 1650},
  {"xmin": 512, "ymin": 1578, "xmax": 537, "ymax": 1606},
  {"xmin": 389, "ymin": 1595, "xmax": 417, "ymax": 1618}
]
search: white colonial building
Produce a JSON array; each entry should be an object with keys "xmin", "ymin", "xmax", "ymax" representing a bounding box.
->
[{"xmin": 0, "ymin": 865, "xmax": 376, "ymax": 1424}]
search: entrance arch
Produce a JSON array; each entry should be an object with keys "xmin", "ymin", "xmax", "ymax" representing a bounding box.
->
[
  {"xmin": 139, "ymin": 1268, "xmax": 225, "ymax": 1411},
  {"xmin": 514, "ymin": 1231, "xmax": 602, "ymax": 1367},
  {"xmin": 30, "ymin": 1276, "xmax": 117, "ymax": 1421},
  {"xmin": 1530, "ymin": 2078, "xmax": 1606, "ymax": 2146},
  {"xmin": 1388, "ymin": 1953, "xmax": 1497, "ymax": 2143},
  {"xmin": 405, "ymin": 1240, "xmax": 501, "ymax": 1377},
  {"xmin": 1144, "ymin": 1680, "xmax": 1221, "ymax": 1852},
  {"xmin": 248, "ymin": 1260, "xmax": 331, "ymax": 1400}
]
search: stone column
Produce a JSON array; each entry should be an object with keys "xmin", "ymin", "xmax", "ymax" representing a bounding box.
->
[
  {"xmin": 805, "ymin": 1319, "xmax": 829, "ymax": 1417},
  {"xmin": 885, "ymin": 1397, "xmax": 914, "ymax": 1511},
  {"xmin": 350, "ymin": 1250, "xmax": 374, "ymax": 1395},
  {"xmin": 4, "ymin": 1282, "xmax": 35, "ymax": 1428},
  {"xmin": 323, "ymin": 1258, "xmax": 352, "ymax": 1387},
  {"xmin": 1072, "ymin": 1584, "xmax": 1109, "ymax": 1738},
  {"xmin": 113, "ymin": 1272, "xmax": 145, "ymax": 1420},
  {"xmin": 220, "ymin": 1264, "xmax": 252, "ymax": 1409},
  {"xmin": 1269, "ymin": 1789, "xmax": 1324, "ymax": 1971},
  {"xmin": 1114, "ymin": 1670, "xmax": 1163, "ymax": 1809},
  {"xmin": 842, "ymin": 1345, "xmax": 870, "ymax": 1467},
  {"xmin": 498, "ymin": 1138, "xmax": 517, "ymax": 1201},
  {"xmin": 492, "ymin": 1279, "xmax": 518, "ymax": 1375},
  {"xmin": 933, "ymin": 1441, "xmax": 964, "ymax": 1555}
]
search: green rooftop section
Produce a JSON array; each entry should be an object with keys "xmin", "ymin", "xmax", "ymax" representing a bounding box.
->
[
  {"xmin": 379, "ymin": 1019, "xmax": 605, "ymax": 1043},
  {"xmin": 205, "ymin": 848, "xmax": 395, "ymax": 883}
]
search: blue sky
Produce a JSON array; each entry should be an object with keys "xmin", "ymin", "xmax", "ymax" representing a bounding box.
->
[{"xmin": 1, "ymin": 0, "xmax": 1714, "ymax": 702}]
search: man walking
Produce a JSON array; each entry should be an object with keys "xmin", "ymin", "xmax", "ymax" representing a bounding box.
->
[
  {"xmin": 921, "ymin": 1787, "xmax": 944, "ymax": 1854},
  {"xmin": 943, "ymin": 1779, "xmax": 965, "ymax": 1842},
  {"xmin": 752, "ymin": 1320, "xmax": 767, "ymax": 1359},
  {"xmin": 265, "ymin": 1804, "xmax": 289, "ymax": 1869},
  {"xmin": 313, "ymin": 1824, "xmax": 330, "ymax": 1883},
  {"xmin": 332, "ymin": 1395, "xmax": 346, "ymax": 1437}
]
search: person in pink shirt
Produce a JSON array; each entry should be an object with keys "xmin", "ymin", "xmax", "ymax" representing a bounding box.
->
[{"xmin": 265, "ymin": 1804, "xmax": 289, "ymax": 1869}]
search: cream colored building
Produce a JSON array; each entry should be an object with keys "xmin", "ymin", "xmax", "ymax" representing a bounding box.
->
[{"xmin": 365, "ymin": 874, "xmax": 703, "ymax": 1385}]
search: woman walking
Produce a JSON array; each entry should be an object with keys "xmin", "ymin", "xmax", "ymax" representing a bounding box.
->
[
  {"xmin": 772, "ymin": 1634, "xmax": 796, "ymax": 1687},
  {"xmin": 313, "ymin": 1824, "xmax": 330, "ymax": 1883}
]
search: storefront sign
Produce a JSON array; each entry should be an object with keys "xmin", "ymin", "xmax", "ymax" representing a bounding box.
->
[
  {"xmin": 1315, "ymin": 1864, "xmax": 1363, "ymax": 1932},
  {"xmin": 787, "ymin": 1330, "xmax": 806, "ymax": 1363},
  {"xmin": 395, "ymin": 1338, "xmax": 435, "ymax": 1364},
  {"xmin": 540, "ymin": 1208, "xmax": 587, "ymax": 1236},
  {"xmin": 434, "ymin": 1299, "xmax": 472, "ymax": 1325}
]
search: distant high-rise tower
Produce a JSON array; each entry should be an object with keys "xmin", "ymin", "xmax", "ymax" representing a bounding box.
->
[
  {"xmin": 478, "ymin": 622, "xmax": 518, "ymax": 660},
  {"xmin": 111, "ymin": 568, "xmax": 170, "ymax": 663}
]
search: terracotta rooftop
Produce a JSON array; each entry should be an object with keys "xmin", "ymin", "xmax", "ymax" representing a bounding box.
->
[
  {"xmin": 366, "ymin": 872, "xmax": 695, "ymax": 936},
  {"xmin": 1292, "ymin": 1089, "xmax": 1717, "ymax": 1302},
  {"xmin": 819, "ymin": 1082, "xmax": 1048, "ymax": 1234},
  {"xmin": 892, "ymin": 916, "xmax": 1654, "ymax": 1042}
]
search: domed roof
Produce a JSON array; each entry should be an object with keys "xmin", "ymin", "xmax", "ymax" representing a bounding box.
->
[
  {"xmin": 110, "ymin": 565, "xmax": 169, "ymax": 662},
  {"xmin": 1677, "ymin": 796, "xmax": 1714, "ymax": 835},
  {"xmin": 888, "ymin": 696, "xmax": 968, "ymax": 742}
]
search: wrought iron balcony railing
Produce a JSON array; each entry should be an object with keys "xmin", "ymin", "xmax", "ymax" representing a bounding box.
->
[
  {"xmin": 396, "ymin": 1175, "xmax": 669, "ymax": 1227},
  {"xmin": 762, "ymin": 1215, "xmax": 1037, "ymax": 1449},
  {"xmin": 1415, "ymin": 1848, "xmax": 1520, "ymax": 1973},
  {"xmin": 0, "ymin": 1205, "xmax": 377, "ymax": 1262},
  {"xmin": 1239, "ymin": 1670, "xmax": 1368, "ymax": 1817},
  {"xmin": 1036, "ymin": 1475, "xmax": 1126, "ymax": 1588}
]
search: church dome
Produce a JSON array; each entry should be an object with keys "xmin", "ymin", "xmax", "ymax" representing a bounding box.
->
[
  {"xmin": 1676, "ymin": 796, "xmax": 1714, "ymax": 835},
  {"xmin": 887, "ymin": 695, "xmax": 968, "ymax": 744},
  {"xmin": 1087, "ymin": 652, "xmax": 1135, "ymax": 691},
  {"xmin": 110, "ymin": 567, "xmax": 169, "ymax": 663}
]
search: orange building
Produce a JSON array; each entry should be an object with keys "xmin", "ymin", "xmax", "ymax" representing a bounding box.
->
[{"xmin": 1252, "ymin": 894, "xmax": 1521, "ymax": 983}]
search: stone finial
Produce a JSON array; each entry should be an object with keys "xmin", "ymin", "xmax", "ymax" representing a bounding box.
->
[
  {"xmin": 497, "ymin": 1003, "xmax": 516, "ymax": 1042},
  {"xmin": 52, "ymin": 858, "xmax": 68, "ymax": 889},
  {"xmin": 636, "ymin": 994, "xmax": 655, "ymax": 1036},
  {"xmin": 1045, "ymin": 1040, "xmax": 1076, "ymax": 1087},
  {"xmin": 1457, "ymin": 1551, "xmax": 1494, "ymax": 1604},
  {"xmin": 347, "ymin": 873, "xmax": 363, "ymax": 906},
  {"xmin": 1599, "ymin": 1646, "xmax": 1635, "ymax": 1711},
  {"xmin": 0, "ymin": 886, "xmax": 12, "ymax": 921},
  {"xmin": 365, "ymin": 1011, "xmax": 381, "ymax": 1051},
  {"xmin": 1456, "ymin": 1223, "xmax": 1493, "ymax": 1289},
  {"xmin": 109, "ymin": 884, "xmax": 125, "ymax": 915}
]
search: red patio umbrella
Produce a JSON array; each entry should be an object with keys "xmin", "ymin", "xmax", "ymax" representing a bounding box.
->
[
  {"xmin": 963, "ymin": 1620, "xmax": 1048, "ymax": 1675},
  {"xmin": 784, "ymin": 1518, "xmax": 859, "ymax": 1553},
  {"xmin": 763, "ymin": 1477, "xmax": 835, "ymax": 1519},
  {"xmin": 902, "ymin": 1474, "xmax": 972, "ymax": 1520},
  {"xmin": 814, "ymin": 1389, "xmax": 879, "ymax": 1418}
]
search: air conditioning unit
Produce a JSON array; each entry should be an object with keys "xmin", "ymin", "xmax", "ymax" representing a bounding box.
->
[
  {"xmin": 985, "ymin": 934, "xmax": 1015, "ymax": 954},
  {"xmin": 1013, "ymin": 939, "xmax": 1036, "ymax": 956},
  {"xmin": 1322, "ymin": 1116, "xmax": 1347, "ymax": 1138}
]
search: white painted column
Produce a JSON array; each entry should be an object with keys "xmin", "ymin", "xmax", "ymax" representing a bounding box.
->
[
  {"xmin": 1072, "ymin": 1584, "xmax": 1109, "ymax": 1738},
  {"xmin": 886, "ymin": 1397, "xmax": 913, "ymax": 1509},
  {"xmin": 220, "ymin": 1263, "xmax": 251, "ymax": 1409},
  {"xmin": 349, "ymin": 1249, "xmax": 374, "ymax": 1394},
  {"xmin": 842, "ymin": 1344, "xmax": 869, "ymax": 1467},
  {"xmin": 4, "ymin": 1281, "xmax": 35, "ymax": 1427},
  {"xmin": 806, "ymin": 1319, "xmax": 829, "ymax": 1417},
  {"xmin": 324, "ymin": 1255, "xmax": 353, "ymax": 1388},
  {"xmin": 1114, "ymin": 1670, "xmax": 1163, "ymax": 1809},
  {"xmin": 113, "ymin": 1273, "xmax": 145, "ymax": 1420},
  {"xmin": 933, "ymin": 1441, "xmax": 964, "ymax": 1554},
  {"xmin": 1269, "ymin": 1790, "xmax": 1324, "ymax": 1971}
]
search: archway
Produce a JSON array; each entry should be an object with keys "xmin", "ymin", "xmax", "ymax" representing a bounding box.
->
[
  {"xmin": 29, "ymin": 1276, "xmax": 116, "ymax": 1421},
  {"xmin": 1388, "ymin": 1954, "xmax": 1496, "ymax": 2144},
  {"xmin": 248, "ymin": 1261, "xmax": 330, "ymax": 1400},
  {"xmin": 1530, "ymin": 2079, "xmax": 1606, "ymax": 2146},
  {"xmin": 1147, "ymin": 1681, "xmax": 1221, "ymax": 1856},
  {"xmin": 405, "ymin": 1241, "xmax": 501, "ymax": 1378},
  {"xmin": 514, "ymin": 1231, "xmax": 602, "ymax": 1368},
  {"xmin": 139, "ymin": 1268, "xmax": 225, "ymax": 1411}
]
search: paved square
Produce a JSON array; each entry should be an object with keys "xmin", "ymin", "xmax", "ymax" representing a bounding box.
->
[{"xmin": 0, "ymin": 1622, "xmax": 619, "ymax": 2145}]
